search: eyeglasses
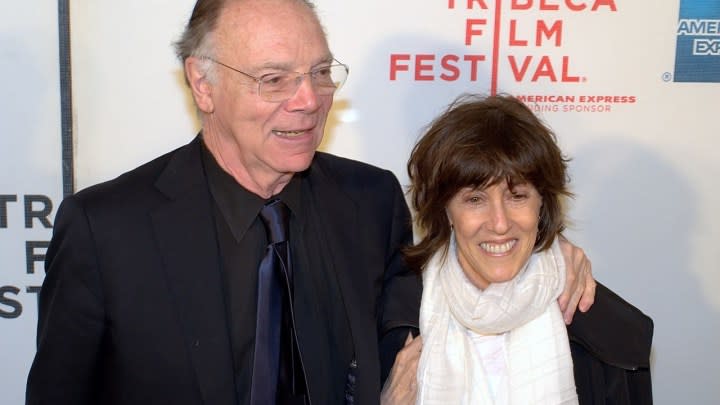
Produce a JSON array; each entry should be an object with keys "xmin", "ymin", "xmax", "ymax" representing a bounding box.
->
[{"xmin": 201, "ymin": 57, "xmax": 349, "ymax": 102}]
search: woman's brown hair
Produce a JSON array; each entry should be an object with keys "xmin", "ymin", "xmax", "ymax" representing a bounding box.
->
[{"xmin": 405, "ymin": 94, "xmax": 572, "ymax": 272}]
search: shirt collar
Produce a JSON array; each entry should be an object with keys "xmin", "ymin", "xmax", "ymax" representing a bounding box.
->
[{"xmin": 201, "ymin": 140, "xmax": 304, "ymax": 242}]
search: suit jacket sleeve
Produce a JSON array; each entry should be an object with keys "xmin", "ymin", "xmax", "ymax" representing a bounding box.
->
[
  {"xmin": 568, "ymin": 281, "xmax": 654, "ymax": 404},
  {"xmin": 26, "ymin": 195, "xmax": 106, "ymax": 405},
  {"xmin": 375, "ymin": 172, "xmax": 422, "ymax": 384}
]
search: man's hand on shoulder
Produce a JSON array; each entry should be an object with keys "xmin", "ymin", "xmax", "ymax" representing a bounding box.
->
[{"xmin": 558, "ymin": 236, "xmax": 596, "ymax": 324}]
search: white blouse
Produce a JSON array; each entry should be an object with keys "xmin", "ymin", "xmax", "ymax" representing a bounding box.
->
[{"xmin": 469, "ymin": 331, "xmax": 510, "ymax": 405}]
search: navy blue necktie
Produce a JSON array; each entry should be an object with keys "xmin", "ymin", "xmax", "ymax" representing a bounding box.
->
[{"xmin": 251, "ymin": 199, "xmax": 308, "ymax": 405}]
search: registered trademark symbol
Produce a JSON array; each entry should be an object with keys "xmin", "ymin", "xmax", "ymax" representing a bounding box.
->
[{"xmin": 662, "ymin": 72, "xmax": 672, "ymax": 82}]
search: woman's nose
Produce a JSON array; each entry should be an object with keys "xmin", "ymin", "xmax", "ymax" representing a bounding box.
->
[{"xmin": 487, "ymin": 201, "xmax": 510, "ymax": 234}]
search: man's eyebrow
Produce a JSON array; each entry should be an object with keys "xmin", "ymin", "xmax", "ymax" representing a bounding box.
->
[
  {"xmin": 252, "ymin": 55, "xmax": 336, "ymax": 72},
  {"xmin": 310, "ymin": 55, "xmax": 337, "ymax": 68}
]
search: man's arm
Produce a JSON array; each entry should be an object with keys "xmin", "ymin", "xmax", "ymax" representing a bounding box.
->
[
  {"xmin": 380, "ymin": 333, "xmax": 422, "ymax": 405},
  {"xmin": 558, "ymin": 236, "xmax": 596, "ymax": 324},
  {"xmin": 26, "ymin": 196, "xmax": 106, "ymax": 405},
  {"xmin": 377, "ymin": 173, "xmax": 422, "ymax": 385}
]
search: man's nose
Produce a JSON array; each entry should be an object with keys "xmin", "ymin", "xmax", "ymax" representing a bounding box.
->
[{"xmin": 285, "ymin": 74, "xmax": 320, "ymax": 111}]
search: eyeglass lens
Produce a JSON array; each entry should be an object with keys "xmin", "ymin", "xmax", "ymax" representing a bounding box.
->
[{"xmin": 260, "ymin": 65, "xmax": 348, "ymax": 101}]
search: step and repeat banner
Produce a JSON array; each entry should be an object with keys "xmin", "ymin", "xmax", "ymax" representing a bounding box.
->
[
  {"xmin": 2, "ymin": 0, "xmax": 719, "ymax": 403},
  {"xmin": 0, "ymin": 2, "xmax": 64, "ymax": 404}
]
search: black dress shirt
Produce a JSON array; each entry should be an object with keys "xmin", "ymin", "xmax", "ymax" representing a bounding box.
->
[{"xmin": 201, "ymin": 144, "xmax": 353, "ymax": 404}]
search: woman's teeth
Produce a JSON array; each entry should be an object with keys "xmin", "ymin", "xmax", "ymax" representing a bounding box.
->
[{"xmin": 480, "ymin": 240, "xmax": 516, "ymax": 254}]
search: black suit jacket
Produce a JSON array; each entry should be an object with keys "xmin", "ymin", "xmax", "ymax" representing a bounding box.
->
[
  {"xmin": 26, "ymin": 137, "xmax": 421, "ymax": 405},
  {"xmin": 569, "ymin": 282, "xmax": 654, "ymax": 404}
]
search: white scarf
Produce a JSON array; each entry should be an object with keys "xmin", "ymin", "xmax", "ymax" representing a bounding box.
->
[{"xmin": 416, "ymin": 236, "xmax": 579, "ymax": 405}]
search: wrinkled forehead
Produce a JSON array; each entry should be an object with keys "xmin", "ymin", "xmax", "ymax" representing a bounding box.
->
[{"xmin": 214, "ymin": 0, "xmax": 330, "ymax": 64}]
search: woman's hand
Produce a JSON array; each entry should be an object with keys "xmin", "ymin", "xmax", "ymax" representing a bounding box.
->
[
  {"xmin": 381, "ymin": 332, "xmax": 423, "ymax": 405},
  {"xmin": 558, "ymin": 237, "xmax": 596, "ymax": 324}
]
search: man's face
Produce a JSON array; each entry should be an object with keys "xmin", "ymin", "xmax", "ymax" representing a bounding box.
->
[{"xmin": 202, "ymin": 0, "xmax": 334, "ymax": 189}]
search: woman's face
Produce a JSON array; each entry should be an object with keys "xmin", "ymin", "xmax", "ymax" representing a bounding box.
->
[{"xmin": 446, "ymin": 181, "xmax": 542, "ymax": 290}]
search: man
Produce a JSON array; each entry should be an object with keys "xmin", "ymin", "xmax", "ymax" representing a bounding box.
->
[{"xmin": 26, "ymin": 0, "xmax": 594, "ymax": 404}]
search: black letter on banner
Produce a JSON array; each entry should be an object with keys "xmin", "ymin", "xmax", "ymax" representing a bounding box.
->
[
  {"xmin": 26, "ymin": 241, "xmax": 50, "ymax": 274},
  {"xmin": 0, "ymin": 286, "xmax": 22, "ymax": 319},
  {"xmin": 27, "ymin": 286, "xmax": 42, "ymax": 313},
  {"xmin": 25, "ymin": 195, "xmax": 53, "ymax": 228},
  {"xmin": 0, "ymin": 195, "xmax": 18, "ymax": 228}
]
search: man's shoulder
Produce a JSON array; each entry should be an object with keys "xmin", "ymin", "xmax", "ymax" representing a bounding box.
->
[
  {"xmin": 308, "ymin": 152, "xmax": 407, "ymax": 214},
  {"xmin": 73, "ymin": 139, "xmax": 199, "ymax": 207},
  {"xmin": 311, "ymin": 151, "xmax": 396, "ymax": 183}
]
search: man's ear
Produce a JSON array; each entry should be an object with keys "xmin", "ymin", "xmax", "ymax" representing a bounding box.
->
[{"xmin": 184, "ymin": 56, "xmax": 215, "ymax": 113}]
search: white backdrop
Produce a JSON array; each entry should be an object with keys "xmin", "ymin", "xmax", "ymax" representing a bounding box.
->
[
  {"xmin": 0, "ymin": 2, "xmax": 63, "ymax": 405},
  {"xmin": 2, "ymin": 0, "xmax": 719, "ymax": 404}
]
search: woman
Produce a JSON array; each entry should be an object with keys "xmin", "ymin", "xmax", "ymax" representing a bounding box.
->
[{"xmin": 399, "ymin": 94, "xmax": 652, "ymax": 404}]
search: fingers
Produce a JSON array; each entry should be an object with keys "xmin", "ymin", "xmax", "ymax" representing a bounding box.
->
[
  {"xmin": 557, "ymin": 238, "xmax": 596, "ymax": 324},
  {"xmin": 578, "ymin": 265, "xmax": 596, "ymax": 312},
  {"xmin": 404, "ymin": 331, "xmax": 413, "ymax": 346},
  {"xmin": 404, "ymin": 334, "xmax": 423, "ymax": 351},
  {"xmin": 557, "ymin": 275, "xmax": 573, "ymax": 314},
  {"xmin": 557, "ymin": 238, "xmax": 577, "ymax": 313},
  {"xmin": 388, "ymin": 334, "xmax": 422, "ymax": 379},
  {"xmin": 381, "ymin": 334, "xmax": 423, "ymax": 405},
  {"xmin": 569, "ymin": 248, "xmax": 595, "ymax": 314},
  {"xmin": 395, "ymin": 335, "xmax": 423, "ymax": 368},
  {"xmin": 565, "ymin": 250, "xmax": 586, "ymax": 323},
  {"xmin": 563, "ymin": 278, "xmax": 582, "ymax": 324}
]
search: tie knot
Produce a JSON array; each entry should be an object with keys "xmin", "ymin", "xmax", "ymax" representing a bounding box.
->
[{"xmin": 259, "ymin": 199, "xmax": 290, "ymax": 244}]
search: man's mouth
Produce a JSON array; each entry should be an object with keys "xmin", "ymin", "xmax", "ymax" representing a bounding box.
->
[{"xmin": 272, "ymin": 129, "xmax": 307, "ymax": 137}]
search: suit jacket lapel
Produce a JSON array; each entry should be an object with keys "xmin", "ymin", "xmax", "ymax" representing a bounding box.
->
[
  {"xmin": 150, "ymin": 137, "xmax": 236, "ymax": 404},
  {"xmin": 306, "ymin": 160, "xmax": 381, "ymax": 403}
]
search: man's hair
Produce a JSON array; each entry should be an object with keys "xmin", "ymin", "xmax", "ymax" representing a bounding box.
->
[
  {"xmin": 405, "ymin": 94, "xmax": 572, "ymax": 272},
  {"xmin": 173, "ymin": 0, "xmax": 318, "ymax": 63}
]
